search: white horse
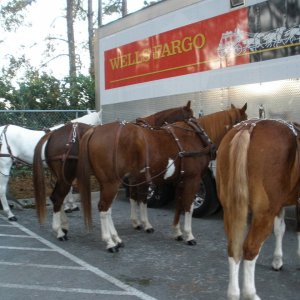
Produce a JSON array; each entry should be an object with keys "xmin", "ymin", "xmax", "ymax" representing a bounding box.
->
[{"xmin": 0, "ymin": 110, "xmax": 102, "ymax": 221}]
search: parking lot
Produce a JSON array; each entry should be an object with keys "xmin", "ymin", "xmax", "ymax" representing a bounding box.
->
[{"xmin": 0, "ymin": 190, "xmax": 299, "ymax": 299}]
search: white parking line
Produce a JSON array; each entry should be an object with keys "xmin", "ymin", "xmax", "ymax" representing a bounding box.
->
[
  {"xmin": 0, "ymin": 215, "xmax": 158, "ymax": 300},
  {"xmin": 0, "ymin": 283, "xmax": 135, "ymax": 295},
  {"xmin": 0, "ymin": 246, "xmax": 55, "ymax": 251},
  {"xmin": 0, "ymin": 261, "xmax": 86, "ymax": 270}
]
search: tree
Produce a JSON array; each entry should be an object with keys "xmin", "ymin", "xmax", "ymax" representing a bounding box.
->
[
  {"xmin": 66, "ymin": 0, "xmax": 77, "ymax": 78},
  {"xmin": 88, "ymin": 0, "xmax": 95, "ymax": 78}
]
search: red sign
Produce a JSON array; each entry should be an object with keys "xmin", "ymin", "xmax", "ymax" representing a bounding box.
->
[{"xmin": 104, "ymin": 8, "xmax": 249, "ymax": 89}]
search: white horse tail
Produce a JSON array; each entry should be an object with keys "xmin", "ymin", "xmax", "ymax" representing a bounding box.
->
[
  {"xmin": 33, "ymin": 131, "xmax": 52, "ymax": 224},
  {"xmin": 227, "ymin": 129, "xmax": 251, "ymax": 261}
]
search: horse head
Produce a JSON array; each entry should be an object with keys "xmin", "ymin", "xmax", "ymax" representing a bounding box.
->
[{"xmin": 152, "ymin": 101, "xmax": 194, "ymax": 126}]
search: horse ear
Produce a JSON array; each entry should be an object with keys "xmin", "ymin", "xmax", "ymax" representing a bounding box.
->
[
  {"xmin": 231, "ymin": 104, "xmax": 236, "ymax": 109},
  {"xmin": 185, "ymin": 100, "xmax": 191, "ymax": 109},
  {"xmin": 241, "ymin": 103, "xmax": 247, "ymax": 112}
]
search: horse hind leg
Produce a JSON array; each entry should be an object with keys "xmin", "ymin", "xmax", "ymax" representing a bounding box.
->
[
  {"xmin": 140, "ymin": 201, "xmax": 154, "ymax": 233},
  {"xmin": 51, "ymin": 182, "xmax": 72, "ymax": 241},
  {"xmin": 173, "ymin": 180, "xmax": 198, "ymax": 245},
  {"xmin": 242, "ymin": 214, "xmax": 276, "ymax": 300},
  {"xmin": 129, "ymin": 185, "xmax": 154, "ymax": 232},
  {"xmin": 272, "ymin": 208, "xmax": 285, "ymax": 270},
  {"xmin": 0, "ymin": 174, "xmax": 17, "ymax": 221},
  {"xmin": 99, "ymin": 184, "xmax": 122, "ymax": 252}
]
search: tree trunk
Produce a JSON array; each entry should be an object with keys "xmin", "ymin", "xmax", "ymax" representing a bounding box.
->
[
  {"xmin": 122, "ymin": 0, "xmax": 128, "ymax": 17},
  {"xmin": 88, "ymin": 0, "xmax": 95, "ymax": 78},
  {"xmin": 66, "ymin": 0, "xmax": 77, "ymax": 78},
  {"xmin": 98, "ymin": 0, "xmax": 102, "ymax": 27}
]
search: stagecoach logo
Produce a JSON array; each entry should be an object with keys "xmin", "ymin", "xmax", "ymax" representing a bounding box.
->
[{"xmin": 218, "ymin": 24, "xmax": 300, "ymax": 58}]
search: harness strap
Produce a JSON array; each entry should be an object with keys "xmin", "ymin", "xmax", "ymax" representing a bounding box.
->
[
  {"xmin": 163, "ymin": 125, "xmax": 185, "ymax": 177},
  {"xmin": 46, "ymin": 123, "xmax": 81, "ymax": 185},
  {"xmin": 186, "ymin": 118, "xmax": 217, "ymax": 160}
]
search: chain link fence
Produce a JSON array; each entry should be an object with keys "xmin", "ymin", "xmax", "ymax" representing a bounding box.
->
[{"xmin": 0, "ymin": 109, "xmax": 95, "ymax": 130}]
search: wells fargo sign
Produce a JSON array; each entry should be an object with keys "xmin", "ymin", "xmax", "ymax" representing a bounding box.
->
[
  {"xmin": 104, "ymin": 8, "xmax": 249, "ymax": 89},
  {"xmin": 104, "ymin": 0, "xmax": 300, "ymax": 90}
]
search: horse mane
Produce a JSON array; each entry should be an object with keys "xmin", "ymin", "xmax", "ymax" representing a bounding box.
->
[
  {"xmin": 199, "ymin": 108, "xmax": 242, "ymax": 146},
  {"xmin": 136, "ymin": 101, "xmax": 193, "ymax": 127}
]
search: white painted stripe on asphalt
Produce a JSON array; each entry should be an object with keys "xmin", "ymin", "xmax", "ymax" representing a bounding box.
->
[
  {"xmin": 0, "ymin": 215, "xmax": 158, "ymax": 300},
  {"xmin": 0, "ymin": 246, "xmax": 55, "ymax": 251},
  {"xmin": 0, "ymin": 283, "xmax": 133, "ymax": 295},
  {"xmin": 0, "ymin": 233, "xmax": 34, "ymax": 238},
  {"xmin": 0, "ymin": 261, "xmax": 86, "ymax": 271}
]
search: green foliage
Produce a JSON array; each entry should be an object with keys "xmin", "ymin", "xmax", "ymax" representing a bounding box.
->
[
  {"xmin": 0, "ymin": 68, "xmax": 95, "ymax": 111},
  {"xmin": 0, "ymin": 0, "xmax": 36, "ymax": 31},
  {"xmin": 103, "ymin": 0, "xmax": 123, "ymax": 16}
]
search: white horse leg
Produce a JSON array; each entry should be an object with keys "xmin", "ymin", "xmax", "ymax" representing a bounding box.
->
[
  {"xmin": 272, "ymin": 208, "xmax": 285, "ymax": 270},
  {"xmin": 173, "ymin": 223, "xmax": 183, "ymax": 240},
  {"xmin": 0, "ymin": 173, "xmax": 16, "ymax": 221},
  {"xmin": 228, "ymin": 257, "xmax": 241, "ymax": 300},
  {"xmin": 107, "ymin": 208, "xmax": 123, "ymax": 247},
  {"xmin": 184, "ymin": 203, "xmax": 196, "ymax": 245},
  {"xmin": 52, "ymin": 211, "xmax": 67, "ymax": 240},
  {"xmin": 242, "ymin": 255, "xmax": 261, "ymax": 300},
  {"xmin": 64, "ymin": 188, "xmax": 79, "ymax": 212},
  {"xmin": 100, "ymin": 210, "xmax": 119, "ymax": 252},
  {"xmin": 60, "ymin": 208, "xmax": 69, "ymax": 234},
  {"xmin": 130, "ymin": 198, "xmax": 142, "ymax": 229},
  {"xmin": 140, "ymin": 202, "xmax": 154, "ymax": 233}
]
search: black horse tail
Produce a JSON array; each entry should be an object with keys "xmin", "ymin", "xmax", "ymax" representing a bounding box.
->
[
  {"xmin": 33, "ymin": 132, "xmax": 52, "ymax": 224},
  {"xmin": 77, "ymin": 127, "xmax": 95, "ymax": 231}
]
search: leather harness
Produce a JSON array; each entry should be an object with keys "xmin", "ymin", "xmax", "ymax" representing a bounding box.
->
[{"xmin": 115, "ymin": 118, "xmax": 216, "ymax": 187}]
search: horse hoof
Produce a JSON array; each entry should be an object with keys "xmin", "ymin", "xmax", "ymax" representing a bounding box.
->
[
  {"xmin": 175, "ymin": 235, "xmax": 183, "ymax": 241},
  {"xmin": 62, "ymin": 229, "xmax": 68, "ymax": 235},
  {"xmin": 146, "ymin": 228, "xmax": 154, "ymax": 233},
  {"xmin": 107, "ymin": 246, "xmax": 119, "ymax": 253},
  {"xmin": 187, "ymin": 239, "xmax": 197, "ymax": 246},
  {"xmin": 64, "ymin": 209, "xmax": 72, "ymax": 213},
  {"xmin": 8, "ymin": 216, "xmax": 17, "ymax": 222},
  {"xmin": 117, "ymin": 242, "xmax": 125, "ymax": 248},
  {"xmin": 72, "ymin": 207, "xmax": 80, "ymax": 212},
  {"xmin": 272, "ymin": 266, "xmax": 283, "ymax": 271},
  {"xmin": 134, "ymin": 225, "xmax": 142, "ymax": 230},
  {"xmin": 58, "ymin": 235, "xmax": 68, "ymax": 241}
]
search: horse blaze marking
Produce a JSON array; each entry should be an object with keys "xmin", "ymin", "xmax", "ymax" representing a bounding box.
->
[{"xmin": 164, "ymin": 158, "xmax": 175, "ymax": 179}]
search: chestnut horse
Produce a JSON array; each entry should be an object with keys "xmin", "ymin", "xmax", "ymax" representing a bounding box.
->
[
  {"xmin": 33, "ymin": 102, "xmax": 193, "ymax": 240},
  {"xmin": 77, "ymin": 104, "xmax": 247, "ymax": 252},
  {"xmin": 216, "ymin": 119, "xmax": 300, "ymax": 300}
]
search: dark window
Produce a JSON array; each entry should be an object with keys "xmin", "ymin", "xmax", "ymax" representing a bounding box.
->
[{"xmin": 230, "ymin": 0, "xmax": 245, "ymax": 8}]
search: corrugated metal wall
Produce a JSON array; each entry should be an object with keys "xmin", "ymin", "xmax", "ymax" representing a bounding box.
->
[{"xmin": 102, "ymin": 78, "xmax": 300, "ymax": 124}]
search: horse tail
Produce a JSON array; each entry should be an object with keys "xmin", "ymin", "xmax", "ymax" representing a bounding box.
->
[
  {"xmin": 227, "ymin": 129, "xmax": 251, "ymax": 261},
  {"xmin": 33, "ymin": 132, "xmax": 52, "ymax": 224},
  {"xmin": 77, "ymin": 127, "xmax": 94, "ymax": 231}
]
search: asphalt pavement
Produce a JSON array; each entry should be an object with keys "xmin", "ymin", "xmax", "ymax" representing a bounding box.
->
[{"xmin": 0, "ymin": 190, "xmax": 299, "ymax": 299}]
